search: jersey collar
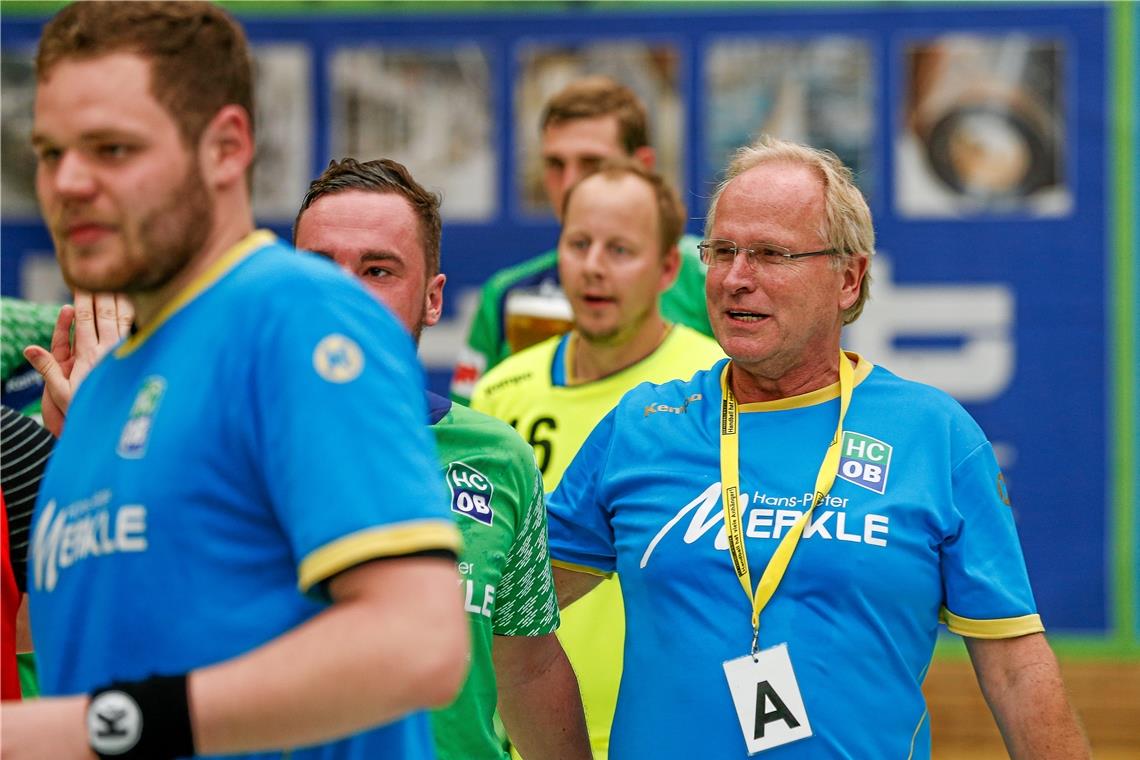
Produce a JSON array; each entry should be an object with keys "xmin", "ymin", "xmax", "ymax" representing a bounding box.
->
[{"xmin": 115, "ymin": 230, "xmax": 276, "ymax": 358}]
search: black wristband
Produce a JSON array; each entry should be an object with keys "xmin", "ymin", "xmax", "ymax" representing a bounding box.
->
[{"xmin": 87, "ymin": 674, "xmax": 195, "ymax": 759}]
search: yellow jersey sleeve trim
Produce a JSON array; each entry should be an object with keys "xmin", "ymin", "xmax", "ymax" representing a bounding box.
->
[
  {"xmin": 116, "ymin": 230, "xmax": 277, "ymax": 358},
  {"xmin": 737, "ymin": 351, "xmax": 873, "ymax": 412},
  {"xmin": 551, "ymin": 558, "xmax": 613, "ymax": 578},
  {"xmin": 298, "ymin": 519, "xmax": 462, "ymax": 593},
  {"xmin": 940, "ymin": 607, "xmax": 1045, "ymax": 639}
]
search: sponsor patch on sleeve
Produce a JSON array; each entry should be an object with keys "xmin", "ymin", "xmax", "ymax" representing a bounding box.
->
[{"xmin": 313, "ymin": 334, "xmax": 364, "ymax": 383}]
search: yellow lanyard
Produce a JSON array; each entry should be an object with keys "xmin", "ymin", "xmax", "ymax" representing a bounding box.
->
[{"xmin": 719, "ymin": 352, "xmax": 853, "ymax": 653}]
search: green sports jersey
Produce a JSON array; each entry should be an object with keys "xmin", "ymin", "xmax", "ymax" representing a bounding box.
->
[
  {"xmin": 450, "ymin": 234, "xmax": 711, "ymax": 404},
  {"xmin": 427, "ymin": 393, "xmax": 560, "ymax": 760},
  {"xmin": 1, "ymin": 297, "xmax": 60, "ymax": 418}
]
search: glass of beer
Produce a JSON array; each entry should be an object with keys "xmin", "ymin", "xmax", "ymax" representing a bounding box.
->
[{"xmin": 504, "ymin": 285, "xmax": 574, "ymax": 353}]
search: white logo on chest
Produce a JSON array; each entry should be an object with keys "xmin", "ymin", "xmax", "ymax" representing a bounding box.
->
[
  {"xmin": 639, "ymin": 483, "xmax": 890, "ymax": 569},
  {"xmin": 33, "ymin": 492, "xmax": 148, "ymax": 592}
]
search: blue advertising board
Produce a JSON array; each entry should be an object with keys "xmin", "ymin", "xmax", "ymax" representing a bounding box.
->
[{"xmin": 1, "ymin": 2, "xmax": 1132, "ymax": 648}]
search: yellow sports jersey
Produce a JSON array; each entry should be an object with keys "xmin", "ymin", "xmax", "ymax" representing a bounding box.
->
[{"xmin": 471, "ymin": 324, "xmax": 724, "ymax": 760}]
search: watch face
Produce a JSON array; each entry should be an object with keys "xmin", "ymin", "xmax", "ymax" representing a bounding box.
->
[{"xmin": 87, "ymin": 690, "xmax": 143, "ymax": 755}]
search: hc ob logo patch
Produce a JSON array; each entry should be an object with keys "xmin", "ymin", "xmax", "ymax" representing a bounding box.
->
[
  {"xmin": 117, "ymin": 376, "xmax": 166, "ymax": 459},
  {"xmin": 447, "ymin": 462, "xmax": 494, "ymax": 526},
  {"xmin": 837, "ymin": 431, "xmax": 892, "ymax": 494}
]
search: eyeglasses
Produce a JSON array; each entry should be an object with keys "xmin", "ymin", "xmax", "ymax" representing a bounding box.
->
[{"xmin": 697, "ymin": 239, "xmax": 838, "ymax": 270}]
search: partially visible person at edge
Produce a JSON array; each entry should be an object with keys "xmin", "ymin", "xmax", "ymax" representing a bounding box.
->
[
  {"xmin": 1, "ymin": 295, "xmax": 58, "ymax": 699},
  {"xmin": 1, "ymin": 405, "xmax": 55, "ymax": 700},
  {"xmin": 471, "ymin": 158, "xmax": 724, "ymax": 760},
  {"xmin": 0, "ymin": 4, "xmax": 468, "ymax": 760},
  {"xmin": 3, "ymin": 291, "xmax": 132, "ymax": 700},
  {"xmin": 546, "ymin": 135, "xmax": 1090, "ymax": 759},
  {"xmin": 450, "ymin": 76, "xmax": 712, "ymax": 404},
  {"xmin": 1, "ymin": 297, "xmax": 60, "ymax": 417},
  {"xmin": 293, "ymin": 156, "xmax": 591, "ymax": 760}
]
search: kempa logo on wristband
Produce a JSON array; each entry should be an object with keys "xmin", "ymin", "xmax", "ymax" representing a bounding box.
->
[{"xmin": 87, "ymin": 689, "xmax": 143, "ymax": 755}]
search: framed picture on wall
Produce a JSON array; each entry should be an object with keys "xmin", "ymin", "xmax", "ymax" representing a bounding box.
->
[
  {"xmin": 251, "ymin": 44, "xmax": 313, "ymax": 222},
  {"xmin": 703, "ymin": 36, "xmax": 874, "ymax": 194},
  {"xmin": 1, "ymin": 48, "xmax": 39, "ymax": 219},
  {"xmin": 330, "ymin": 44, "xmax": 497, "ymax": 221},
  {"xmin": 514, "ymin": 39, "xmax": 683, "ymax": 217},
  {"xmin": 895, "ymin": 34, "xmax": 1069, "ymax": 218}
]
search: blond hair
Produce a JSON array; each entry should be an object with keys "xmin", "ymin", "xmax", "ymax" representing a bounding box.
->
[
  {"xmin": 707, "ymin": 135, "xmax": 875, "ymax": 324},
  {"xmin": 561, "ymin": 156, "xmax": 684, "ymax": 258}
]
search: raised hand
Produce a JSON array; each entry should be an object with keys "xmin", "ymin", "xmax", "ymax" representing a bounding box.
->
[{"xmin": 23, "ymin": 291, "xmax": 134, "ymax": 437}]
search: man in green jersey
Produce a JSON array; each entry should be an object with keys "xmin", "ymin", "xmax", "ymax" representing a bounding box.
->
[
  {"xmin": 294, "ymin": 157, "xmax": 590, "ymax": 760},
  {"xmin": 471, "ymin": 159, "xmax": 724, "ymax": 759},
  {"xmin": 450, "ymin": 76, "xmax": 712, "ymax": 404}
]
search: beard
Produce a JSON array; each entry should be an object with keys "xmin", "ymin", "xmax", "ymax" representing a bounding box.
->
[
  {"xmin": 575, "ymin": 301, "xmax": 653, "ymax": 347},
  {"xmin": 55, "ymin": 162, "xmax": 214, "ymax": 295},
  {"xmin": 409, "ymin": 303, "xmax": 427, "ymax": 345}
]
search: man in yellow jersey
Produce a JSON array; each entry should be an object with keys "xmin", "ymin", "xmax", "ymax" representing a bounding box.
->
[
  {"xmin": 471, "ymin": 158, "xmax": 723, "ymax": 759},
  {"xmin": 545, "ymin": 136, "xmax": 1088, "ymax": 759}
]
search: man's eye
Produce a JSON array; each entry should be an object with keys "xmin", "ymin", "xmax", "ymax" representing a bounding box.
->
[
  {"xmin": 609, "ymin": 243, "xmax": 633, "ymax": 257},
  {"xmin": 713, "ymin": 244, "xmax": 737, "ymax": 258},
  {"xmin": 97, "ymin": 144, "xmax": 132, "ymax": 159},
  {"xmin": 363, "ymin": 267, "xmax": 392, "ymax": 278},
  {"xmin": 566, "ymin": 238, "xmax": 590, "ymax": 252},
  {"xmin": 544, "ymin": 158, "xmax": 564, "ymax": 170},
  {"xmin": 35, "ymin": 147, "xmax": 62, "ymax": 164}
]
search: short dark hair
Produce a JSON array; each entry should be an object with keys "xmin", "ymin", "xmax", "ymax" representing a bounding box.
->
[
  {"xmin": 36, "ymin": 1, "xmax": 254, "ymax": 147},
  {"xmin": 541, "ymin": 76, "xmax": 649, "ymax": 154},
  {"xmin": 561, "ymin": 156, "xmax": 684, "ymax": 259},
  {"xmin": 295, "ymin": 158, "xmax": 442, "ymax": 277}
]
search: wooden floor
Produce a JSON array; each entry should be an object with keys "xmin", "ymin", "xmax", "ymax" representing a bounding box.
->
[{"xmin": 924, "ymin": 657, "xmax": 1140, "ymax": 758}]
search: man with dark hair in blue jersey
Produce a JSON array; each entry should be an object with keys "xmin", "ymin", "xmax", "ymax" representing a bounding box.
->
[
  {"xmin": 547, "ymin": 136, "xmax": 1088, "ymax": 759},
  {"xmin": 1, "ymin": 3, "xmax": 467, "ymax": 759}
]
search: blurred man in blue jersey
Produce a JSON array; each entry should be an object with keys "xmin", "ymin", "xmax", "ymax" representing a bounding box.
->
[
  {"xmin": 0, "ymin": 3, "xmax": 467, "ymax": 759},
  {"xmin": 547, "ymin": 136, "xmax": 1089, "ymax": 759}
]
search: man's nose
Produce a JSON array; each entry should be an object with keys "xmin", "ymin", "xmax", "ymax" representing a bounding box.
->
[
  {"xmin": 50, "ymin": 151, "xmax": 99, "ymax": 199},
  {"xmin": 720, "ymin": 249, "xmax": 759, "ymax": 291}
]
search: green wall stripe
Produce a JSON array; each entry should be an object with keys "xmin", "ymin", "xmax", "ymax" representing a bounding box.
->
[
  {"xmin": 1110, "ymin": 0, "xmax": 1138, "ymax": 652},
  {"xmin": 934, "ymin": 634, "xmax": 1139, "ymax": 661}
]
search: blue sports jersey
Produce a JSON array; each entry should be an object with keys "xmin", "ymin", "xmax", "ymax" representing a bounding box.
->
[
  {"xmin": 547, "ymin": 353, "xmax": 1042, "ymax": 759},
  {"xmin": 29, "ymin": 231, "xmax": 458, "ymax": 760}
]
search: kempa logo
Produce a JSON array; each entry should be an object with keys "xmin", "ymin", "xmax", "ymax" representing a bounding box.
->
[
  {"xmin": 645, "ymin": 393, "xmax": 703, "ymax": 418},
  {"xmin": 837, "ymin": 431, "xmax": 892, "ymax": 494},
  {"xmin": 447, "ymin": 462, "xmax": 494, "ymax": 526}
]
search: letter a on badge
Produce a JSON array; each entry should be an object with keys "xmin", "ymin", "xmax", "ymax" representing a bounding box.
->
[
  {"xmin": 723, "ymin": 643, "xmax": 813, "ymax": 753},
  {"xmin": 754, "ymin": 681, "xmax": 799, "ymax": 738}
]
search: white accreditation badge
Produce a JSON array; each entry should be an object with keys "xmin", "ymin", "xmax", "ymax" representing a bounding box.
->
[{"xmin": 723, "ymin": 643, "xmax": 813, "ymax": 754}]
